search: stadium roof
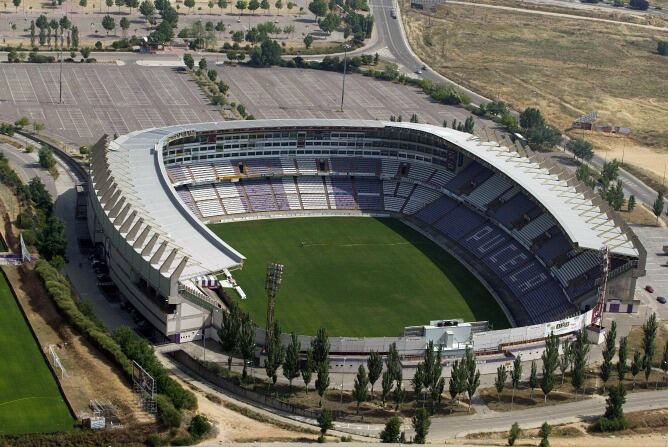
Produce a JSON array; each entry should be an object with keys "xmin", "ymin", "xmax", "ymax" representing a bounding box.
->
[{"xmin": 101, "ymin": 120, "xmax": 637, "ymax": 282}]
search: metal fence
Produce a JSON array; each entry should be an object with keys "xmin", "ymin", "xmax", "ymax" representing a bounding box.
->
[{"xmin": 168, "ymin": 349, "xmax": 339, "ymax": 421}]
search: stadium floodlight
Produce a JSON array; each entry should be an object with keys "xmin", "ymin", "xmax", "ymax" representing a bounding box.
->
[
  {"xmin": 340, "ymin": 44, "xmax": 352, "ymax": 113},
  {"xmin": 265, "ymin": 263, "xmax": 284, "ymax": 338}
]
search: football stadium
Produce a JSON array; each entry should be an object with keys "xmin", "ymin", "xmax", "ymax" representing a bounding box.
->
[{"xmin": 87, "ymin": 119, "xmax": 645, "ymax": 353}]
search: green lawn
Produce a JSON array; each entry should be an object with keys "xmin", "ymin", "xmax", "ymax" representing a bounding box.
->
[
  {"xmin": 210, "ymin": 217, "xmax": 509, "ymax": 336},
  {"xmin": 0, "ymin": 271, "xmax": 73, "ymax": 435}
]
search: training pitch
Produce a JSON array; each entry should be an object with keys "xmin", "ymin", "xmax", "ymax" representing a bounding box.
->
[
  {"xmin": 0, "ymin": 271, "xmax": 72, "ymax": 435},
  {"xmin": 210, "ymin": 217, "xmax": 509, "ymax": 336}
]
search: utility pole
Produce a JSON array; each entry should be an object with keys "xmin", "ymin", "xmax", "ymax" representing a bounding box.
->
[
  {"xmin": 339, "ymin": 43, "xmax": 351, "ymax": 113},
  {"xmin": 59, "ymin": 46, "xmax": 63, "ymax": 104}
]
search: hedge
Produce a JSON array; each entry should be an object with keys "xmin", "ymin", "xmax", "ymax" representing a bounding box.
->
[{"xmin": 34, "ymin": 260, "xmax": 134, "ymax": 378}]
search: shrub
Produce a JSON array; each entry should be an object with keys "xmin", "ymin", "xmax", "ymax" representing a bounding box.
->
[
  {"xmin": 156, "ymin": 394, "xmax": 182, "ymax": 428},
  {"xmin": 592, "ymin": 417, "xmax": 629, "ymax": 432},
  {"xmin": 188, "ymin": 414, "xmax": 212, "ymax": 439}
]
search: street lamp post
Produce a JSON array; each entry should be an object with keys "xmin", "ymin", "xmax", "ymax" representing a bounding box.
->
[{"xmin": 339, "ymin": 43, "xmax": 351, "ymax": 113}]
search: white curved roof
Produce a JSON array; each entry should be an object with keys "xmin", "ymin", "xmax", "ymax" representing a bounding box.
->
[{"xmin": 100, "ymin": 120, "xmax": 637, "ymax": 282}]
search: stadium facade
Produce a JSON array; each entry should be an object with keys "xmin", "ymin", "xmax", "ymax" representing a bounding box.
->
[{"xmin": 87, "ymin": 120, "xmax": 644, "ymax": 349}]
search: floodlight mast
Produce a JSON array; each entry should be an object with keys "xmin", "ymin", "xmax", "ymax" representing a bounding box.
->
[{"xmin": 265, "ymin": 263, "xmax": 284, "ymax": 339}]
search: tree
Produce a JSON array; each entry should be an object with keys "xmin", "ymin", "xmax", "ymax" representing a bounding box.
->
[
  {"xmin": 539, "ymin": 422, "xmax": 551, "ymax": 447},
  {"xmin": 301, "ymin": 347, "xmax": 314, "ymax": 393},
  {"xmin": 567, "ymin": 138, "xmax": 594, "ymax": 161},
  {"xmin": 571, "ymin": 328, "xmax": 590, "ymax": 396},
  {"xmin": 525, "ymin": 124, "xmax": 562, "ymax": 151},
  {"xmin": 264, "ymin": 320, "xmax": 284, "ymax": 391},
  {"xmin": 184, "ymin": 0, "xmax": 195, "ymax": 12},
  {"xmin": 540, "ymin": 332, "xmax": 560, "ymax": 402},
  {"xmin": 71, "ymin": 26, "xmax": 80, "ymax": 48},
  {"xmin": 275, "ymin": 0, "xmax": 282, "ymax": 10},
  {"xmin": 102, "ymin": 15, "xmax": 116, "ymax": 35},
  {"xmin": 495, "ymin": 365, "xmax": 507, "ymax": 402},
  {"xmin": 367, "ymin": 351, "xmax": 382, "ymax": 399},
  {"xmin": 631, "ymin": 350, "xmax": 642, "ymax": 389},
  {"xmin": 601, "ymin": 321, "xmax": 617, "ymax": 386},
  {"xmin": 283, "ymin": 332, "xmax": 300, "ymax": 392},
  {"xmin": 208, "ymin": 0, "xmax": 214, "ymax": 12},
  {"xmin": 642, "ymin": 312, "xmax": 658, "ymax": 385},
  {"xmin": 604, "ymin": 382, "xmax": 626, "ymax": 420},
  {"xmin": 207, "ymin": 69, "xmax": 217, "ymax": 81},
  {"xmin": 519, "ymin": 107, "xmax": 545, "ymax": 130},
  {"xmin": 14, "ymin": 116, "xmax": 29, "ymax": 129},
  {"xmin": 352, "ymin": 364, "xmax": 369, "ymax": 414},
  {"xmin": 12, "ymin": 0, "xmax": 20, "ymax": 12},
  {"xmin": 411, "ymin": 408, "xmax": 430, "ymax": 444},
  {"xmin": 627, "ymin": 195, "xmax": 636, "ymax": 212},
  {"xmin": 629, "ymin": 0, "xmax": 649, "ymax": 9},
  {"xmin": 217, "ymin": 302, "xmax": 240, "ymax": 371},
  {"xmin": 529, "ymin": 360, "xmax": 538, "ymax": 399},
  {"xmin": 38, "ymin": 146, "xmax": 56, "ymax": 170},
  {"xmin": 39, "ymin": 217, "xmax": 67, "ymax": 260},
  {"xmin": 315, "ymin": 360, "xmax": 330, "ymax": 406},
  {"xmin": 380, "ymin": 416, "xmax": 401, "ymax": 443},
  {"xmin": 126, "ymin": 0, "xmax": 139, "ymax": 12},
  {"xmin": 183, "ymin": 53, "xmax": 195, "ymax": 70},
  {"xmin": 463, "ymin": 115, "xmax": 475, "ymax": 134},
  {"xmin": 303, "ymin": 33, "xmax": 313, "ymax": 49},
  {"xmin": 249, "ymin": 38, "xmax": 282, "ymax": 66},
  {"xmin": 652, "ymin": 191, "xmax": 664, "ymax": 223},
  {"xmin": 115, "ymin": 0, "xmax": 124, "ymax": 12},
  {"xmin": 617, "ymin": 335, "xmax": 628, "ymax": 382},
  {"xmin": 317, "ymin": 408, "xmax": 332, "ymax": 437},
  {"xmin": 248, "ymin": 0, "xmax": 259, "ymax": 14},
  {"xmin": 199, "ymin": 57, "xmax": 208, "ymax": 70},
  {"xmin": 319, "ymin": 11, "xmax": 340, "ymax": 34},
  {"xmin": 380, "ymin": 371, "xmax": 393, "ymax": 407},
  {"xmin": 412, "ymin": 362, "xmax": 424, "ymax": 404},
  {"xmin": 558, "ymin": 338, "xmax": 571, "ymax": 385},
  {"xmin": 392, "ymin": 369, "xmax": 405, "ymax": 411},
  {"xmin": 308, "ymin": 0, "xmax": 327, "ymax": 17},
  {"xmin": 236, "ymin": 0, "xmax": 247, "ymax": 14},
  {"xmin": 385, "ymin": 342, "xmax": 401, "ymax": 382},
  {"xmin": 463, "ymin": 347, "xmax": 480, "ymax": 412},
  {"xmin": 106, "ymin": 0, "xmax": 113, "ymax": 10},
  {"xmin": 218, "ymin": 0, "xmax": 228, "ymax": 8},
  {"xmin": 238, "ymin": 312, "xmax": 256, "ymax": 379},
  {"xmin": 188, "ymin": 414, "xmax": 212, "ymax": 439},
  {"xmin": 311, "ymin": 327, "xmax": 330, "ymax": 368},
  {"xmin": 508, "ymin": 422, "xmax": 521, "ymax": 446},
  {"xmin": 510, "ymin": 355, "xmax": 522, "ymax": 408},
  {"xmin": 260, "ymin": 0, "xmax": 269, "ymax": 12},
  {"xmin": 140, "ymin": 0, "xmax": 156, "ymax": 22}
]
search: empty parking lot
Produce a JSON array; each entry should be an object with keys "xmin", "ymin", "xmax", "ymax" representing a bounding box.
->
[
  {"xmin": 0, "ymin": 63, "xmax": 221, "ymax": 145},
  {"xmin": 217, "ymin": 65, "xmax": 489, "ymax": 127}
]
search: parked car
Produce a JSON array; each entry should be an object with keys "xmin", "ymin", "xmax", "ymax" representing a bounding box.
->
[
  {"xmin": 658, "ymin": 296, "xmax": 667, "ymax": 304},
  {"xmin": 390, "ymin": 8, "xmax": 397, "ymax": 18},
  {"xmin": 645, "ymin": 285, "xmax": 655, "ymax": 293}
]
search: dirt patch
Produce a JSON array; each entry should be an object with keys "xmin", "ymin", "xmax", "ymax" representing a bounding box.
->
[
  {"xmin": 402, "ymin": 1, "xmax": 668, "ymax": 182},
  {"xmin": 462, "ymin": 408, "xmax": 668, "ymax": 446},
  {"xmin": 168, "ymin": 373, "xmax": 323, "ymax": 443},
  {"xmin": 618, "ymin": 203, "xmax": 664, "ymax": 226}
]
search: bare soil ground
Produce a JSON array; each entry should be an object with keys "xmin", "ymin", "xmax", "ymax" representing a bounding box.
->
[
  {"xmin": 403, "ymin": 2, "xmax": 668, "ymax": 184},
  {"xmin": 463, "ymin": 408, "xmax": 668, "ymax": 446},
  {"xmin": 464, "ymin": 0, "xmax": 668, "ymax": 28},
  {"xmin": 169, "ymin": 374, "xmax": 322, "ymax": 443},
  {"xmin": 618, "ymin": 202, "xmax": 663, "ymax": 226},
  {"xmin": 626, "ymin": 320, "xmax": 668, "ymax": 369}
]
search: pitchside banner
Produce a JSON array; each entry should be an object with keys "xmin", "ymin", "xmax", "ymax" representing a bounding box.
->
[{"xmin": 472, "ymin": 309, "xmax": 594, "ymax": 351}]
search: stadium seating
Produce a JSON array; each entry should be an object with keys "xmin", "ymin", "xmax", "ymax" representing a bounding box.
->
[{"xmin": 166, "ymin": 154, "xmax": 591, "ymax": 325}]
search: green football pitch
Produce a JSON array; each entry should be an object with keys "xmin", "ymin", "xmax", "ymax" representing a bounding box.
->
[
  {"xmin": 209, "ymin": 217, "xmax": 509, "ymax": 336},
  {"xmin": 0, "ymin": 271, "xmax": 73, "ymax": 435}
]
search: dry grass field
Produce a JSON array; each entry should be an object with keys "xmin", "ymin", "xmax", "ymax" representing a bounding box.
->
[{"xmin": 403, "ymin": 2, "xmax": 668, "ymax": 183}]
